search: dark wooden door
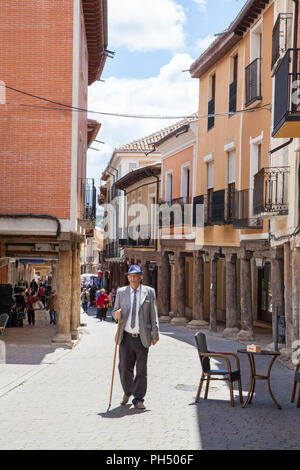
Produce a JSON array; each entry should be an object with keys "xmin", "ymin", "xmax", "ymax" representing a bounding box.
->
[{"xmin": 257, "ymin": 262, "xmax": 272, "ymax": 323}]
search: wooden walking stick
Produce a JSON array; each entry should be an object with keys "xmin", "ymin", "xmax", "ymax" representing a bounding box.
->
[{"xmin": 107, "ymin": 318, "xmax": 120, "ymax": 412}]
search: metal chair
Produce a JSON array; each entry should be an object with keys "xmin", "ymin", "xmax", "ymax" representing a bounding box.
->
[
  {"xmin": 0, "ymin": 313, "xmax": 9, "ymax": 336},
  {"xmin": 291, "ymin": 364, "xmax": 300, "ymax": 408},
  {"xmin": 194, "ymin": 332, "xmax": 243, "ymax": 407}
]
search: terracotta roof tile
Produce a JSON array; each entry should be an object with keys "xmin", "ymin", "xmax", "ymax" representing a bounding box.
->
[{"xmin": 114, "ymin": 113, "xmax": 198, "ymax": 152}]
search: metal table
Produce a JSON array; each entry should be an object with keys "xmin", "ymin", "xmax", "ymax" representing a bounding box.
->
[{"xmin": 237, "ymin": 349, "xmax": 281, "ymax": 409}]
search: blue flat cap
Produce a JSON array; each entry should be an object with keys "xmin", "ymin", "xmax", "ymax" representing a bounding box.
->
[{"xmin": 126, "ymin": 265, "xmax": 144, "ymax": 276}]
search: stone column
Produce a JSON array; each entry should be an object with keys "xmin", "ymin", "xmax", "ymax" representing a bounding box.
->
[
  {"xmin": 223, "ymin": 254, "xmax": 239, "ymax": 338},
  {"xmin": 76, "ymin": 245, "xmax": 81, "ymax": 328},
  {"xmin": 209, "ymin": 255, "xmax": 218, "ymax": 332},
  {"xmin": 271, "ymin": 247, "xmax": 284, "ymax": 341},
  {"xmin": 52, "ymin": 243, "xmax": 73, "ymax": 348},
  {"xmin": 70, "ymin": 244, "xmax": 81, "ymax": 340},
  {"xmin": 51, "ymin": 261, "xmax": 58, "ymax": 292},
  {"xmin": 142, "ymin": 262, "xmax": 150, "ymax": 286},
  {"xmin": 188, "ymin": 252, "xmax": 208, "ymax": 329},
  {"xmin": 171, "ymin": 252, "xmax": 188, "ymax": 325},
  {"xmin": 292, "ymin": 245, "xmax": 300, "ymax": 344},
  {"xmin": 157, "ymin": 253, "xmax": 171, "ymax": 322},
  {"xmin": 238, "ymin": 251, "xmax": 254, "ymax": 341}
]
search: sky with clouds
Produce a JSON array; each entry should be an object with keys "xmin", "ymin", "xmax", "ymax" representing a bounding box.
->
[{"xmin": 87, "ymin": 0, "xmax": 247, "ymax": 195}]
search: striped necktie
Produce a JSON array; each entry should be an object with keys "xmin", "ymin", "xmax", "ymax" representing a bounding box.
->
[{"xmin": 131, "ymin": 289, "xmax": 137, "ymax": 329}]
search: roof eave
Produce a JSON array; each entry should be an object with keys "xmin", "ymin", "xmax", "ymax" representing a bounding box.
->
[
  {"xmin": 82, "ymin": 0, "xmax": 108, "ymax": 86},
  {"xmin": 115, "ymin": 164, "xmax": 161, "ymax": 190}
]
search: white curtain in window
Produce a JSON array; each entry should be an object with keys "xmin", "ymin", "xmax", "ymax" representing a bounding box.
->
[
  {"xmin": 228, "ymin": 150, "xmax": 236, "ymax": 184},
  {"xmin": 207, "ymin": 162, "xmax": 214, "ymax": 189}
]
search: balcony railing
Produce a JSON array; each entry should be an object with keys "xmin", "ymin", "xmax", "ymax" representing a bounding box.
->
[
  {"xmin": 207, "ymin": 98, "xmax": 215, "ymax": 130},
  {"xmin": 253, "ymin": 167, "xmax": 290, "ymax": 216},
  {"xmin": 119, "ymin": 225, "xmax": 156, "ymax": 247},
  {"xmin": 192, "ymin": 191, "xmax": 225, "ymax": 226},
  {"xmin": 110, "ymin": 184, "xmax": 122, "ymax": 201},
  {"xmin": 229, "ymin": 80, "xmax": 237, "ymax": 114},
  {"xmin": 159, "ymin": 198, "xmax": 191, "ymax": 227},
  {"xmin": 98, "ymin": 193, "xmax": 105, "ymax": 206},
  {"xmin": 104, "ymin": 241, "xmax": 120, "ymax": 259},
  {"xmin": 79, "ymin": 178, "xmax": 96, "ymax": 221},
  {"xmin": 245, "ymin": 58, "xmax": 262, "ymax": 107},
  {"xmin": 273, "ymin": 48, "xmax": 300, "ymax": 137},
  {"xmin": 271, "ymin": 13, "xmax": 293, "ymax": 71},
  {"xmin": 193, "ymin": 190, "xmax": 263, "ymax": 229},
  {"xmin": 232, "ymin": 189, "xmax": 263, "ymax": 229}
]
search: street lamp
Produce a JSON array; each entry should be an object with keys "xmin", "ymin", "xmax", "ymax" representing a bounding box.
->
[
  {"xmin": 168, "ymin": 253, "xmax": 175, "ymax": 265},
  {"xmin": 255, "ymin": 256, "xmax": 265, "ymax": 268}
]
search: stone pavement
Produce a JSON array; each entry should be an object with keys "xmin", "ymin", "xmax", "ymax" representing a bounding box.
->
[{"xmin": 0, "ymin": 307, "xmax": 299, "ymax": 450}]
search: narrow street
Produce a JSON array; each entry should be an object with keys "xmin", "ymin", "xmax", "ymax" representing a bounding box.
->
[{"xmin": 0, "ymin": 308, "xmax": 298, "ymax": 450}]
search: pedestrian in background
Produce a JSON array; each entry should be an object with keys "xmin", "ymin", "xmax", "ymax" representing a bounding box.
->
[
  {"xmin": 81, "ymin": 288, "xmax": 89, "ymax": 313},
  {"xmin": 89, "ymin": 285, "xmax": 96, "ymax": 308},
  {"xmin": 108, "ymin": 288, "xmax": 117, "ymax": 322},
  {"xmin": 30, "ymin": 278, "xmax": 38, "ymax": 294},
  {"xmin": 38, "ymin": 283, "xmax": 45, "ymax": 307},
  {"xmin": 96, "ymin": 288, "xmax": 109, "ymax": 321},
  {"xmin": 26, "ymin": 290, "xmax": 39, "ymax": 326},
  {"xmin": 46, "ymin": 289, "xmax": 57, "ymax": 325}
]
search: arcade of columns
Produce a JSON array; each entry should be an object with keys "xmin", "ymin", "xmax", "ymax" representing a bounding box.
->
[{"xmin": 149, "ymin": 241, "xmax": 300, "ymax": 348}]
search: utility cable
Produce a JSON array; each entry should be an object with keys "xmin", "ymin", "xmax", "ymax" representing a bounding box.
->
[{"xmin": 0, "ymin": 83, "xmax": 272, "ymax": 120}]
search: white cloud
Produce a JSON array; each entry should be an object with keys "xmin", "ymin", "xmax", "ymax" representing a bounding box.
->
[
  {"xmin": 108, "ymin": 0, "xmax": 186, "ymax": 52},
  {"xmin": 195, "ymin": 34, "xmax": 215, "ymax": 54},
  {"xmin": 193, "ymin": 0, "xmax": 207, "ymax": 11},
  {"xmin": 87, "ymin": 54, "xmax": 198, "ymax": 180}
]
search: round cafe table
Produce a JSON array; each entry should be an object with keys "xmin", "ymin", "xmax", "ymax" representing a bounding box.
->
[{"xmin": 237, "ymin": 349, "xmax": 282, "ymax": 409}]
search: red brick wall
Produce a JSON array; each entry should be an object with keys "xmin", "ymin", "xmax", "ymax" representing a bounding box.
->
[
  {"xmin": 77, "ymin": 7, "xmax": 89, "ymax": 219},
  {"xmin": 0, "ymin": 0, "xmax": 76, "ymax": 220}
]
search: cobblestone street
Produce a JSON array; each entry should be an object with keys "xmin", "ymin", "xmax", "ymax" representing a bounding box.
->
[{"xmin": 0, "ymin": 307, "xmax": 299, "ymax": 450}]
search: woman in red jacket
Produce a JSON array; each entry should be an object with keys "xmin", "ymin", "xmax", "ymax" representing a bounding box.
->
[{"xmin": 96, "ymin": 288, "xmax": 109, "ymax": 321}]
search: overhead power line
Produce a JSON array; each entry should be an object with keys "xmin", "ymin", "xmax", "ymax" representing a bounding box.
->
[{"xmin": 0, "ymin": 83, "xmax": 272, "ymax": 120}]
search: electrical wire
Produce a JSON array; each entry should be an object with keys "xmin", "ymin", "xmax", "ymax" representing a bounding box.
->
[{"xmin": 0, "ymin": 83, "xmax": 272, "ymax": 120}]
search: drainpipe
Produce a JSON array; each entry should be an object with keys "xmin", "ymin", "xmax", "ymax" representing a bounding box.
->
[
  {"xmin": 292, "ymin": 0, "xmax": 299, "ymax": 50},
  {"xmin": 154, "ymin": 175, "xmax": 160, "ymax": 253}
]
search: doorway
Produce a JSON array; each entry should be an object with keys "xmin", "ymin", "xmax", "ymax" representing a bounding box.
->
[{"xmin": 257, "ymin": 262, "xmax": 272, "ymax": 323}]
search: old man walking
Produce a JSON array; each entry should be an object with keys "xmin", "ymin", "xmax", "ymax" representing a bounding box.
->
[{"xmin": 112, "ymin": 265, "xmax": 159, "ymax": 410}]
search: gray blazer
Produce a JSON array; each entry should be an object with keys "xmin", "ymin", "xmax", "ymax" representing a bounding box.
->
[{"xmin": 112, "ymin": 284, "xmax": 159, "ymax": 348}]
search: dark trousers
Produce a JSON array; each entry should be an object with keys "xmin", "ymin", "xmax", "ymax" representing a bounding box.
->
[
  {"xmin": 118, "ymin": 332, "xmax": 149, "ymax": 403},
  {"xmin": 27, "ymin": 309, "xmax": 35, "ymax": 325},
  {"xmin": 98, "ymin": 307, "xmax": 107, "ymax": 320}
]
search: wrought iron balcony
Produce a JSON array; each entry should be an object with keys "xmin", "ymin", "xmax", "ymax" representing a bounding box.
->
[
  {"xmin": 159, "ymin": 198, "xmax": 191, "ymax": 227},
  {"xmin": 271, "ymin": 13, "xmax": 293, "ymax": 71},
  {"xmin": 119, "ymin": 225, "xmax": 156, "ymax": 247},
  {"xmin": 110, "ymin": 183, "xmax": 122, "ymax": 201},
  {"xmin": 253, "ymin": 167, "xmax": 290, "ymax": 216},
  {"xmin": 79, "ymin": 178, "xmax": 96, "ymax": 222},
  {"xmin": 98, "ymin": 193, "xmax": 105, "ymax": 206},
  {"xmin": 273, "ymin": 49, "xmax": 300, "ymax": 137},
  {"xmin": 232, "ymin": 189, "xmax": 262, "ymax": 229},
  {"xmin": 104, "ymin": 241, "xmax": 120, "ymax": 259},
  {"xmin": 192, "ymin": 191, "xmax": 225, "ymax": 226},
  {"xmin": 245, "ymin": 58, "xmax": 262, "ymax": 107}
]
